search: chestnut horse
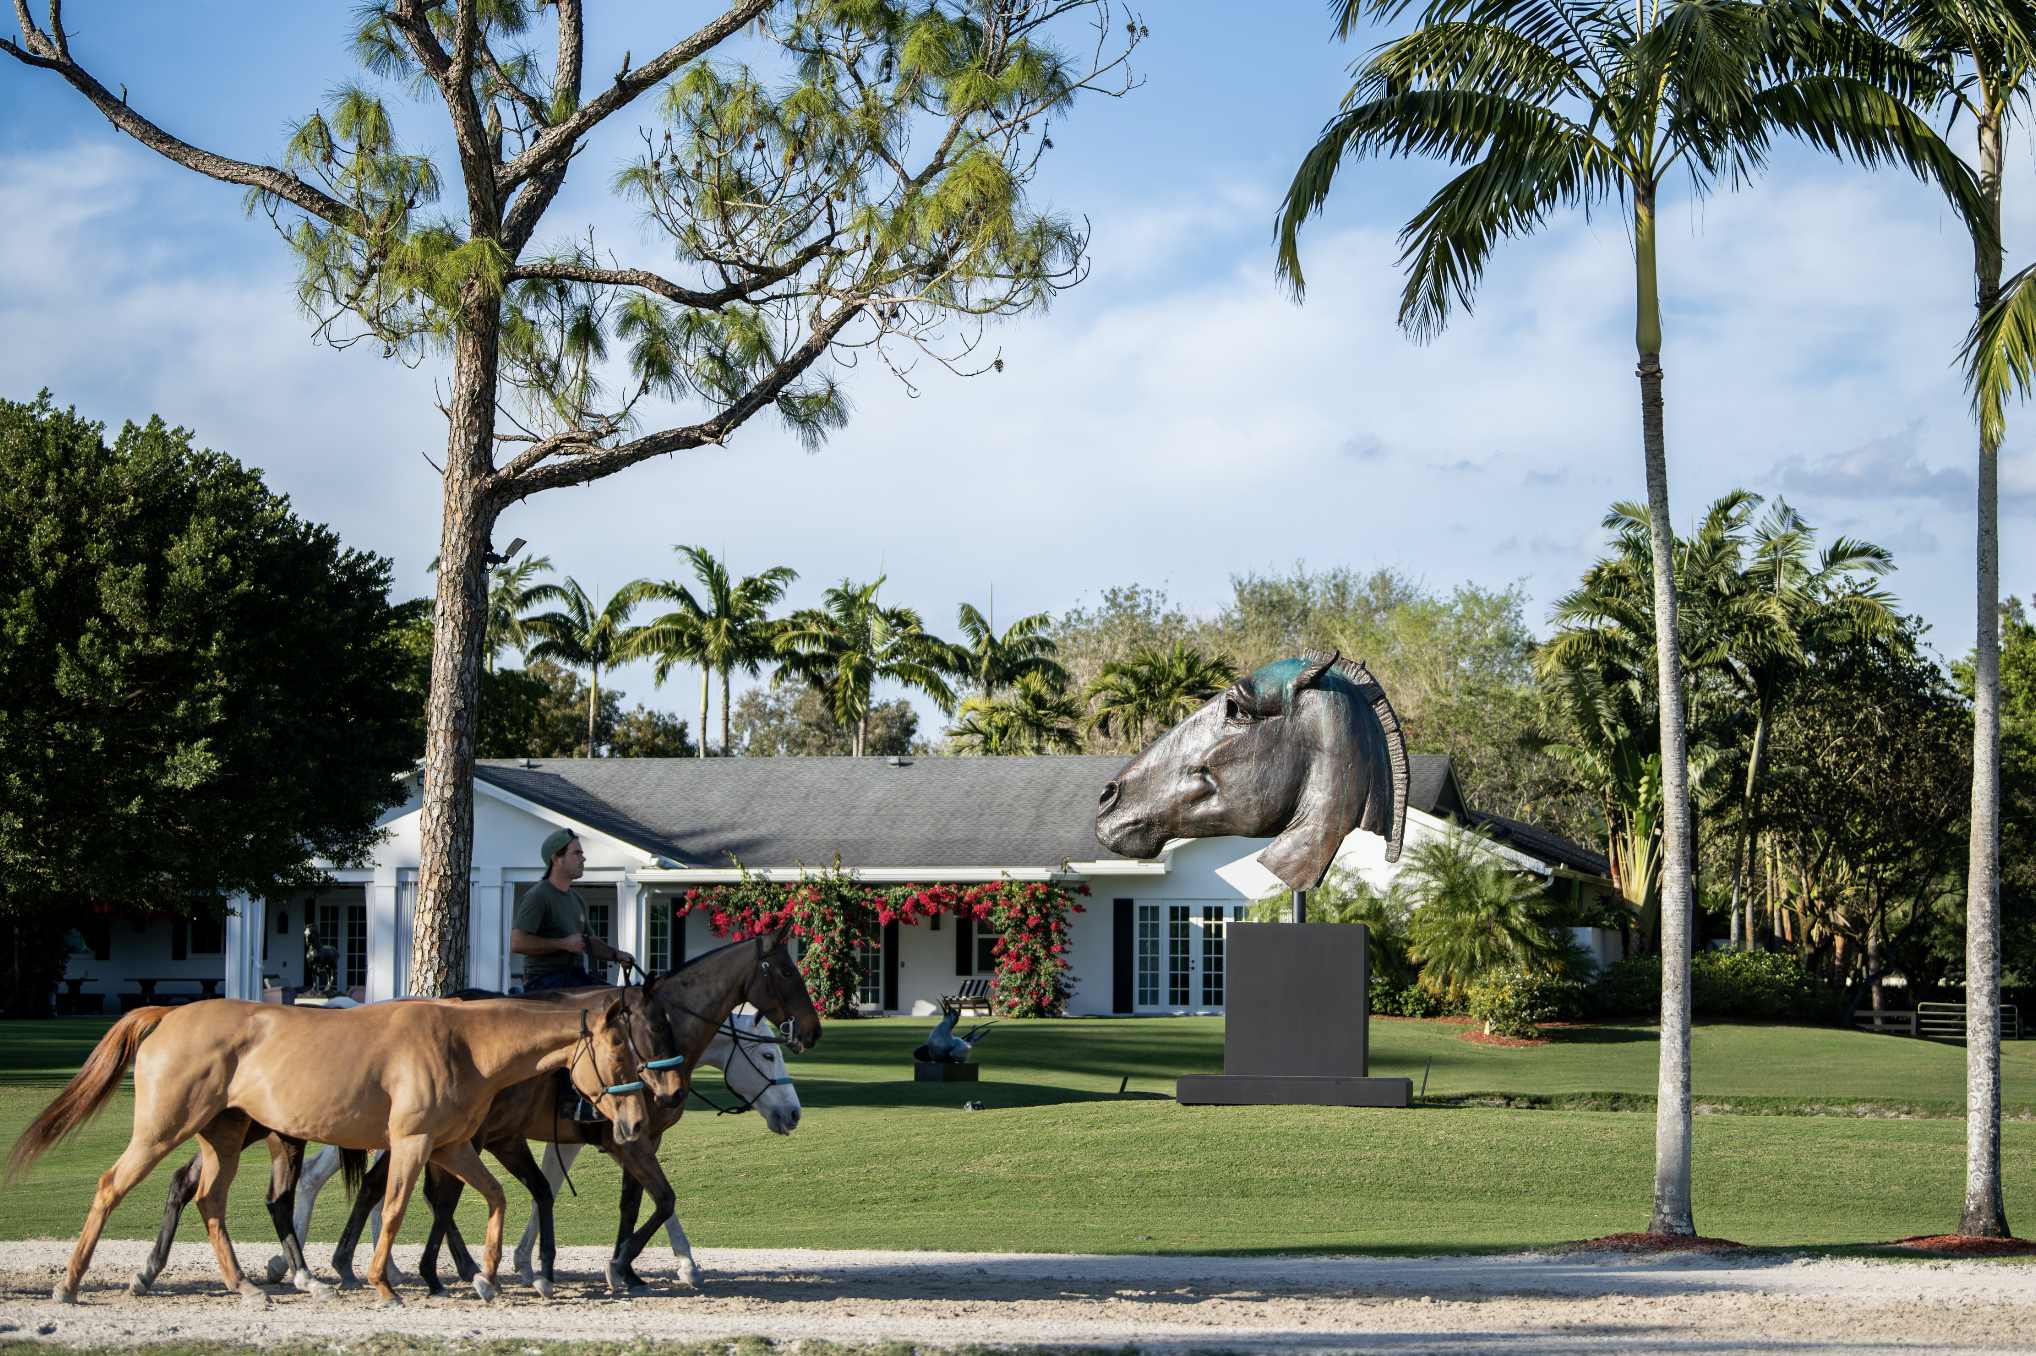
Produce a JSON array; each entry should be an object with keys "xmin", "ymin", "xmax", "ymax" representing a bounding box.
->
[{"xmin": 8, "ymin": 990, "xmax": 680, "ymax": 1306}]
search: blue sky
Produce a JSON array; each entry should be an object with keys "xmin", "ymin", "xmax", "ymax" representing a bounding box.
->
[{"xmin": 4, "ymin": 1, "xmax": 2031, "ymax": 736}]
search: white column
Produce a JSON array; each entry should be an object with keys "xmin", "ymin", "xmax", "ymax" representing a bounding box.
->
[
  {"xmin": 616, "ymin": 874, "xmax": 642, "ymax": 983},
  {"xmin": 222, "ymin": 893, "xmax": 256, "ymax": 999},
  {"xmin": 470, "ymin": 865, "xmax": 504, "ymax": 991},
  {"xmin": 369, "ymin": 863, "xmax": 399, "ymax": 1002}
]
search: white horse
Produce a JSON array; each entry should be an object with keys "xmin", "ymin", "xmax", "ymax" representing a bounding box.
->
[{"xmin": 283, "ymin": 1011, "xmax": 801, "ymax": 1290}]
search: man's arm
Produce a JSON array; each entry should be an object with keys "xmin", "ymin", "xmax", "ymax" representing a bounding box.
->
[{"xmin": 508, "ymin": 929, "xmax": 635, "ymax": 967}]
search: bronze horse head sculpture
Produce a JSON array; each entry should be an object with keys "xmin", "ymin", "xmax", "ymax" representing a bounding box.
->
[{"xmin": 1094, "ymin": 648, "xmax": 1409, "ymax": 891}]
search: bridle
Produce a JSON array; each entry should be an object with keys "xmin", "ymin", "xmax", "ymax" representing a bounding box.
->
[
  {"xmin": 654, "ymin": 936, "xmax": 809, "ymax": 1054},
  {"xmin": 686, "ymin": 1019, "xmax": 795, "ymax": 1117}
]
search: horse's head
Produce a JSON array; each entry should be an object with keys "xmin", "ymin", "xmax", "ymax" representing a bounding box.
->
[
  {"xmin": 572, "ymin": 992, "xmax": 677, "ymax": 1141},
  {"xmin": 1094, "ymin": 648, "xmax": 1408, "ymax": 891},
  {"xmin": 612, "ymin": 984, "xmax": 686, "ymax": 1110},
  {"xmin": 742, "ymin": 926, "xmax": 823, "ymax": 1053},
  {"xmin": 705, "ymin": 1012, "xmax": 802, "ymax": 1135}
]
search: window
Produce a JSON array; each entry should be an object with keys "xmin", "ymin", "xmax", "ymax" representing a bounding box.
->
[
  {"xmin": 1200, "ymin": 906, "xmax": 1228, "ymax": 1007},
  {"xmin": 856, "ymin": 938, "xmax": 883, "ymax": 1006},
  {"xmin": 644, "ymin": 901, "xmax": 671, "ymax": 974},
  {"xmin": 975, "ymin": 919, "xmax": 999, "ymax": 974},
  {"xmin": 1135, "ymin": 905, "xmax": 1159, "ymax": 1006},
  {"xmin": 1167, "ymin": 906, "xmax": 1191, "ymax": 1006},
  {"xmin": 189, "ymin": 915, "xmax": 223, "ymax": 956},
  {"xmin": 318, "ymin": 900, "xmax": 368, "ymax": 990}
]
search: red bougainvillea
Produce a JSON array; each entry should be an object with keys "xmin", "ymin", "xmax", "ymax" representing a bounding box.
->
[{"xmin": 674, "ymin": 859, "xmax": 1087, "ymax": 1018}]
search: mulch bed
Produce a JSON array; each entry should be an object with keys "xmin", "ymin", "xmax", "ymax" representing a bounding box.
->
[
  {"xmin": 1458, "ymin": 1029, "xmax": 1552, "ymax": 1047},
  {"xmin": 1888, "ymin": 1234, "xmax": 2036, "ymax": 1256},
  {"xmin": 1567, "ymin": 1233, "xmax": 1748, "ymax": 1254}
]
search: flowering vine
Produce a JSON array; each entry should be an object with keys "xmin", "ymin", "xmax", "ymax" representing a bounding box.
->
[{"xmin": 675, "ymin": 858, "xmax": 1088, "ymax": 1018}]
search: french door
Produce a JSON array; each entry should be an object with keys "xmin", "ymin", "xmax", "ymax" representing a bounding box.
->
[{"xmin": 1134, "ymin": 903, "xmax": 1247, "ymax": 1012}]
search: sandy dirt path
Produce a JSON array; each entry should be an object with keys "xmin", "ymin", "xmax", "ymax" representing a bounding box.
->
[{"xmin": 1, "ymin": 1240, "xmax": 2033, "ymax": 1353}]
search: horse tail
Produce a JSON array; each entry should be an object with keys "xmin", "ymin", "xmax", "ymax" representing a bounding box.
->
[
  {"xmin": 7, "ymin": 1006, "xmax": 178, "ymax": 1181},
  {"xmin": 339, "ymin": 1148, "xmax": 369, "ymax": 1199}
]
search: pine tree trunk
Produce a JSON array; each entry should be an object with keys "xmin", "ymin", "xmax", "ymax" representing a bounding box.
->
[
  {"xmin": 1964, "ymin": 108, "xmax": 2009, "ymax": 1240},
  {"xmin": 410, "ymin": 313, "xmax": 503, "ymax": 999},
  {"xmin": 1636, "ymin": 179, "xmax": 1697, "ymax": 1238}
]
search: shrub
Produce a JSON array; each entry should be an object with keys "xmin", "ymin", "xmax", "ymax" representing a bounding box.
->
[
  {"xmin": 1372, "ymin": 976, "xmax": 1453, "ymax": 1018},
  {"xmin": 1466, "ymin": 971, "xmax": 1588, "ymax": 1037},
  {"xmin": 1591, "ymin": 950, "xmax": 1838, "ymax": 1020}
]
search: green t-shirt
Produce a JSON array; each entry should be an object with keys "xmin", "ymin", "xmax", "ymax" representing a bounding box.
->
[{"xmin": 513, "ymin": 879, "xmax": 589, "ymax": 980}]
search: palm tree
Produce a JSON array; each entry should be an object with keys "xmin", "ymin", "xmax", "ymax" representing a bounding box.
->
[
  {"xmin": 1917, "ymin": 0, "xmax": 2036, "ymax": 1242},
  {"xmin": 1276, "ymin": 0, "xmax": 1985, "ymax": 1237},
  {"xmin": 774, "ymin": 578, "xmax": 956, "ymax": 758},
  {"xmin": 1402, "ymin": 826, "xmax": 1565, "ymax": 993},
  {"xmin": 631, "ymin": 547, "xmax": 798, "ymax": 757},
  {"xmin": 1720, "ymin": 500, "xmax": 1898, "ymax": 951},
  {"xmin": 948, "ymin": 672, "xmax": 1085, "ymax": 755},
  {"xmin": 946, "ymin": 601, "xmax": 1070, "ymax": 704},
  {"xmin": 522, "ymin": 577, "xmax": 648, "ymax": 756},
  {"xmin": 482, "ymin": 553, "xmax": 554, "ymax": 674},
  {"xmin": 1084, "ymin": 642, "xmax": 1239, "ymax": 749}
]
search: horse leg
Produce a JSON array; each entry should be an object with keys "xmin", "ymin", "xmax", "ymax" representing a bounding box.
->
[
  {"xmin": 435, "ymin": 1155, "xmax": 481, "ymax": 1286},
  {"xmin": 59, "ymin": 1130, "xmax": 187, "ymax": 1302},
  {"xmin": 292, "ymin": 1144, "xmax": 340, "ymax": 1251},
  {"xmin": 190, "ymin": 1117, "xmax": 267, "ymax": 1307},
  {"xmin": 130, "ymin": 1154, "xmax": 202, "ymax": 1297},
  {"xmin": 330, "ymin": 1149, "xmax": 388, "ymax": 1289},
  {"xmin": 612, "ymin": 1143, "xmax": 678, "ymax": 1296},
  {"xmin": 416, "ymin": 1166, "xmax": 459, "ymax": 1297},
  {"xmin": 428, "ymin": 1139, "xmax": 505, "ymax": 1302},
  {"xmin": 366, "ymin": 1136, "xmax": 432, "ymax": 1307},
  {"xmin": 516, "ymin": 1142, "xmax": 578, "ymax": 1286},
  {"xmin": 490, "ymin": 1138, "xmax": 555, "ymax": 1298},
  {"xmin": 609, "ymin": 1168, "xmax": 646, "ymax": 1294},
  {"xmin": 261, "ymin": 1135, "xmax": 332, "ymax": 1299}
]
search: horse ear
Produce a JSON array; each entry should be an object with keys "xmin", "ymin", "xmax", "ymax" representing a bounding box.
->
[
  {"xmin": 602, "ymin": 995, "xmax": 622, "ymax": 1024},
  {"xmin": 1294, "ymin": 648, "xmax": 1339, "ymax": 692}
]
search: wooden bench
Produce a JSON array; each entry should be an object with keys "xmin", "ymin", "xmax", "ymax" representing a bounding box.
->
[
  {"xmin": 1852, "ymin": 1009, "xmax": 1918, "ymax": 1037},
  {"xmin": 942, "ymin": 978, "xmax": 993, "ymax": 1016}
]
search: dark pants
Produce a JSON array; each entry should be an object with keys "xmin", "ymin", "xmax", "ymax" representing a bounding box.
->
[{"xmin": 522, "ymin": 966, "xmax": 594, "ymax": 992}]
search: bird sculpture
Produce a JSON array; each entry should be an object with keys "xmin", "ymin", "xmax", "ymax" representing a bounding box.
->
[{"xmin": 914, "ymin": 1003, "xmax": 995, "ymax": 1064}]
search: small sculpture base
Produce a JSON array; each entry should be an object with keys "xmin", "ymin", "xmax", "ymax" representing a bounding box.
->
[
  {"xmin": 914, "ymin": 1063, "xmax": 979, "ymax": 1082},
  {"xmin": 293, "ymin": 994, "xmax": 358, "ymax": 1009},
  {"xmin": 1176, "ymin": 1075, "xmax": 1410, "ymax": 1107}
]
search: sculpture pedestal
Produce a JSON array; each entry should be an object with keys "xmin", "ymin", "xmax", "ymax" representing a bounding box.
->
[
  {"xmin": 914, "ymin": 1062, "xmax": 979, "ymax": 1082},
  {"xmin": 1175, "ymin": 923, "xmax": 1409, "ymax": 1108}
]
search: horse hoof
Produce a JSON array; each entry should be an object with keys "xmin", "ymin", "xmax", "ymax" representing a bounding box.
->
[
  {"xmin": 53, "ymin": 1285, "xmax": 76, "ymax": 1305},
  {"xmin": 127, "ymin": 1273, "xmax": 151, "ymax": 1297},
  {"xmin": 265, "ymin": 1256, "xmax": 289, "ymax": 1284},
  {"xmin": 309, "ymin": 1281, "xmax": 338, "ymax": 1302},
  {"xmin": 374, "ymin": 1296, "xmax": 403, "ymax": 1310},
  {"xmin": 472, "ymin": 1276, "xmax": 497, "ymax": 1303},
  {"xmin": 672, "ymin": 1259, "xmax": 702, "ymax": 1288},
  {"xmin": 605, "ymin": 1262, "xmax": 629, "ymax": 1294},
  {"xmin": 241, "ymin": 1292, "xmax": 270, "ymax": 1309},
  {"xmin": 533, "ymin": 1278, "xmax": 554, "ymax": 1300}
]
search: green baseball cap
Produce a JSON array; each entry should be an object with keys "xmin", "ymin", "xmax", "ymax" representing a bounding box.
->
[{"xmin": 540, "ymin": 827, "xmax": 579, "ymax": 866}]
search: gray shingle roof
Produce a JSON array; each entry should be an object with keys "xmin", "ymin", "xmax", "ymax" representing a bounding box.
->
[
  {"xmin": 1406, "ymin": 755, "xmax": 1465, "ymax": 818},
  {"xmin": 1466, "ymin": 809, "xmax": 1612, "ymax": 879},
  {"xmin": 475, "ymin": 755, "xmax": 1137, "ymax": 870}
]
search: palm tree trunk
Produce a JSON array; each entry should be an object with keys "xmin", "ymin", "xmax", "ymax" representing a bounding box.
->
[
  {"xmin": 1636, "ymin": 179, "xmax": 1697, "ymax": 1238},
  {"xmin": 412, "ymin": 315, "xmax": 503, "ymax": 998},
  {"xmin": 699, "ymin": 666, "xmax": 711, "ymax": 759},
  {"xmin": 1963, "ymin": 106, "xmax": 2009, "ymax": 1240},
  {"xmin": 1731, "ymin": 699, "xmax": 1772, "ymax": 952},
  {"xmin": 721, "ymin": 670, "xmax": 733, "ymax": 755},
  {"xmin": 588, "ymin": 666, "xmax": 599, "ymax": 757}
]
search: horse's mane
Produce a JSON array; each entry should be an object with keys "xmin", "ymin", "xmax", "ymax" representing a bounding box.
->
[{"xmin": 1321, "ymin": 650, "xmax": 1410, "ymax": 864}]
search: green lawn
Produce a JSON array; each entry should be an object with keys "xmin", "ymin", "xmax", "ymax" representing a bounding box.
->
[{"xmin": 2, "ymin": 1013, "xmax": 2031, "ymax": 1257}]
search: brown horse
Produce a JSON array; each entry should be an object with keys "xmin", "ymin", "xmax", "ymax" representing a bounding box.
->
[
  {"xmin": 127, "ymin": 978, "xmax": 691, "ymax": 1301},
  {"xmin": 340, "ymin": 931, "xmax": 825, "ymax": 1295},
  {"xmin": 9, "ymin": 989, "xmax": 680, "ymax": 1306}
]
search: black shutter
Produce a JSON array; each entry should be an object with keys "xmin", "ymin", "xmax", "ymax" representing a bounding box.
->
[
  {"xmin": 955, "ymin": 911, "xmax": 974, "ymax": 976},
  {"xmin": 671, "ymin": 903, "xmax": 687, "ymax": 967},
  {"xmin": 170, "ymin": 917, "xmax": 188, "ymax": 962},
  {"xmin": 1112, "ymin": 899, "xmax": 1135, "ymax": 1014},
  {"xmin": 882, "ymin": 918, "xmax": 900, "ymax": 1011}
]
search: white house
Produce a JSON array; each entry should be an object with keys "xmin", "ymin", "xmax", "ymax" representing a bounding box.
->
[{"xmin": 68, "ymin": 752, "xmax": 1618, "ymax": 1019}]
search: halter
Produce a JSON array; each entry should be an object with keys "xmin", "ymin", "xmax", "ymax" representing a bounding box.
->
[{"xmin": 600, "ymin": 989, "xmax": 686, "ymax": 1094}]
